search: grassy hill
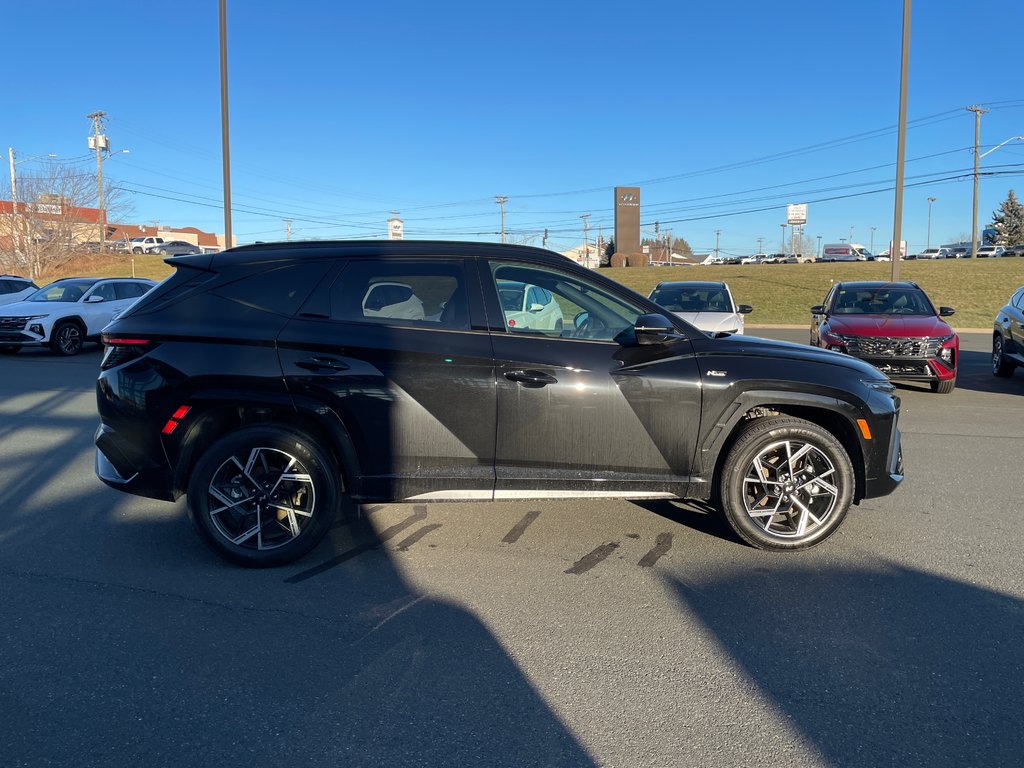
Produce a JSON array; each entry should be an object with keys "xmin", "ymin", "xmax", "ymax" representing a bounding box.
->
[{"xmin": 38, "ymin": 250, "xmax": 1024, "ymax": 330}]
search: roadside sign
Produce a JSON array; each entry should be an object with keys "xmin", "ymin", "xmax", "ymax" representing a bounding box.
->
[{"xmin": 787, "ymin": 204, "xmax": 807, "ymax": 225}]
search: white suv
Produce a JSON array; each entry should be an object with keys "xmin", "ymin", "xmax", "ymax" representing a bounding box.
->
[
  {"xmin": 0, "ymin": 276, "xmax": 156, "ymax": 356},
  {"xmin": 0, "ymin": 275, "xmax": 39, "ymax": 306}
]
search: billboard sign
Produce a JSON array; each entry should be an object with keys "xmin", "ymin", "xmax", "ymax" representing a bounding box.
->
[{"xmin": 786, "ymin": 203, "xmax": 807, "ymax": 225}]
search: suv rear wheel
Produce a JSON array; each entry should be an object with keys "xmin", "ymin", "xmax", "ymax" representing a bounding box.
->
[
  {"xmin": 186, "ymin": 426, "xmax": 342, "ymax": 567},
  {"xmin": 719, "ymin": 416, "xmax": 854, "ymax": 551}
]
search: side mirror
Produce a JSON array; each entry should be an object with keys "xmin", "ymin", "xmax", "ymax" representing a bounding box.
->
[
  {"xmin": 939, "ymin": 306, "xmax": 955, "ymax": 317},
  {"xmin": 737, "ymin": 304, "xmax": 753, "ymax": 314},
  {"xmin": 528, "ymin": 303, "xmax": 545, "ymax": 312},
  {"xmin": 810, "ymin": 305, "xmax": 824, "ymax": 314},
  {"xmin": 633, "ymin": 313, "xmax": 685, "ymax": 345},
  {"xmin": 85, "ymin": 295, "xmax": 105, "ymax": 303}
]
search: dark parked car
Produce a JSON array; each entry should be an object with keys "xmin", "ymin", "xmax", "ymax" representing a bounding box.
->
[
  {"xmin": 1002, "ymin": 244, "xmax": 1024, "ymax": 257},
  {"xmin": 993, "ymin": 285, "xmax": 1024, "ymax": 378},
  {"xmin": 95, "ymin": 241, "xmax": 903, "ymax": 566},
  {"xmin": 152, "ymin": 240, "xmax": 202, "ymax": 256},
  {"xmin": 810, "ymin": 281, "xmax": 958, "ymax": 393}
]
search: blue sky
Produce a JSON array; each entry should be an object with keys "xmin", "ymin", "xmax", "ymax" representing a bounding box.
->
[{"xmin": 4, "ymin": 0, "xmax": 1024, "ymax": 254}]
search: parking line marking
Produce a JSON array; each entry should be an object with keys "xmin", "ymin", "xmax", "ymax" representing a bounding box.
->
[
  {"xmin": 565, "ymin": 542, "xmax": 619, "ymax": 575},
  {"xmin": 502, "ymin": 510, "xmax": 541, "ymax": 544},
  {"xmin": 638, "ymin": 532, "xmax": 673, "ymax": 568},
  {"xmin": 285, "ymin": 505, "xmax": 428, "ymax": 583},
  {"xmin": 396, "ymin": 523, "xmax": 442, "ymax": 551}
]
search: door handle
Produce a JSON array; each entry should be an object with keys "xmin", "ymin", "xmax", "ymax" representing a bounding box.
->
[
  {"xmin": 505, "ymin": 369, "xmax": 558, "ymax": 387},
  {"xmin": 294, "ymin": 356, "xmax": 350, "ymax": 372}
]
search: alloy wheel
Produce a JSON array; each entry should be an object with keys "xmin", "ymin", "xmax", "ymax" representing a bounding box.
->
[
  {"xmin": 207, "ymin": 446, "xmax": 317, "ymax": 551},
  {"xmin": 740, "ymin": 439, "xmax": 839, "ymax": 538}
]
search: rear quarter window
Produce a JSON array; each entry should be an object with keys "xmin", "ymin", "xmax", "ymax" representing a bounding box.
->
[{"xmin": 211, "ymin": 262, "xmax": 333, "ymax": 316}]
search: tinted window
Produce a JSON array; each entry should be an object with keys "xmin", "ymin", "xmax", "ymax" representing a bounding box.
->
[
  {"xmin": 832, "ymin": 287, "xmax": 934, "ymax": 315},
  {"xmin": 115, "ymin": 282, "xmax": 149, "ymax": 300},
  {"xmin": 212, "ymin": 262, "xmax": 333, "ymax": 316},
  {"xmin": 0, "ymin": 280, "xmax": 11, "ymax": 295},
  {"xmin": 1012, "ymin": 289, "xmax": 1024, "ymax": 309},
  {"xmin": 330, "ymin": 259, "xmax": 468, "ymax": 329}
]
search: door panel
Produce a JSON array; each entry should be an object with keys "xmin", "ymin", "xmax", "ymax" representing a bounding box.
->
[{"xmin": 278, "ymin": 258, "xmax": 496, "ymax": 502}]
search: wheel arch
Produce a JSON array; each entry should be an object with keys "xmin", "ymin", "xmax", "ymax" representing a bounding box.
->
[
  {"xmin": 170, "ymin": 395, "xmax": 361, "ymax": 500},
  {"xmin": 700, "ymin": 392, "xmax": 867, "ymax": 504}
]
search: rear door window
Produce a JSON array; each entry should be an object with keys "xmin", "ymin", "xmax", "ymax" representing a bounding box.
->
[{"xmin": 329, "ymin": 259, "xmax": 469, "ymax": 330}]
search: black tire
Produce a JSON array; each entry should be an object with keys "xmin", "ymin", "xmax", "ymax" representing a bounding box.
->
[
  {"xmin": 50, "ymin": 321, "xmax": 84, "ymax": 356},
  {"xmin": 132, "ymin": 247, "xmax": 144, "ymax": 254},
  {"xmin": 718, "ymin": 416, "xmax": 854, "ymax": 551},
  {"xmin": 0, "ymin": 345, "xmax": 20, "ymax": 354},
  {"xmin": 993, "ymin": 335, "xmax": 1015, "ymax": 377},
  {"xmin": 186, "ymin": 426, "xmax": 343, "ymax": 567},
  {"xmin": 930, "ymin": 378, "xmax": 956, "ymax": 394}
]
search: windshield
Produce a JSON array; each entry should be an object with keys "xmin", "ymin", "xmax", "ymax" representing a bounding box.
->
[
  {"xmin": 650, "ymin": 286, "xmax": 733, "ymax": 313},
  {"xmin": 27, "ymin": 280, "xmax": 96, "ymax": 303},
  {"xmin": 832, "ymin": 287, "xmax": 935, "ymax": 315}
]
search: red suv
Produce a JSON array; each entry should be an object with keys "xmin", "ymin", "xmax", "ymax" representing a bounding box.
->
[{"xmin": 810, "ymin": 281, "xmax": 958, "ymax": 393}]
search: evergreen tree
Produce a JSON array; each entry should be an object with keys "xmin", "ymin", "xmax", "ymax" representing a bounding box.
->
[
  {"xmin": 991, "ymin": 190, "xmax": 1024, "ymax": 245},
  {"xmin": 671, "ymin": 237, "xmax": 694, "ymax": 258}
]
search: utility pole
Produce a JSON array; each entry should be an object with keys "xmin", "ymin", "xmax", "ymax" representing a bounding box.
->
[
  {"xmin": 8, "ymin": 148, "xmax": 20, "ymax": 261},
  {"xmin": 870, "ymin": 226, "xmax": 877, "ymax": 254},
  {"xmin": 967, "ymin": 104, "xmax": 988, "ymax": 260},
  {"xmin": 714, "ymin": 229, "xmax": 721, "ymax": 260},
  {"xmin": 86, "ymin": 111, "xmax": 108, "ymax": 250},
  {"xmin": 495, "ymin": 195, "xmax": 508, "ymax": 243},
  {"xmin": 891, "ymin": 0, "xmax": 911, "ymax": 281},
  {"xmin": 927, "ymin": 197, "xmax": 936, "ymax": 249},
  {"xmin": 284, "ymin": 219, "xmax": 292, "ymax": 241},
  {"xmin": 757, "ymin": 236, "xmax": 764, "ymax": 254},
  {"xmin": 219, "ymin": 0, "xmax": 233, "ymax": 249},
  {"xmin": 542, "ymin": 227, "xmax": 548, "ymax": 249},
  {"xmin": 581, "ymin": 214, "xmax": 590, "ymax": 266}
]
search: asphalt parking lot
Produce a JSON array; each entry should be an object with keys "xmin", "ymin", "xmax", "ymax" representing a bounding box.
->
[{"xmin": 1, "ymin": 330, "xmax": 1022, "ymax": 768}]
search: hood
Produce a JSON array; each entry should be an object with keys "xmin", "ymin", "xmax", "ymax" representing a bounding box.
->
[
  {"xmin": 697, "ymin": 333, "xmax": 883, "ymax": 377},
  {"xmin": 673, "ymin": 311, "xmax": 742, "ymax": 334},
  {"xmin": 0, "ymin": 300, "xmax": 52, "ymax": 316},
  {"xmin": 827, "ymin": 314, "xmax": 953, "ymax": 337}
]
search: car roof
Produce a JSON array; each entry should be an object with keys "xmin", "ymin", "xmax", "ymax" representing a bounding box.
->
[
  {"xmin": 172, "ymin": 240, "xmax": 579, "ymax": 271},
  {"xmin": 835, "ymin": 281, "xmax": 921, "ymax": 291},
  {"xmin": 653, "ymin": 281, "xmax": 727, "ymax": 290}
]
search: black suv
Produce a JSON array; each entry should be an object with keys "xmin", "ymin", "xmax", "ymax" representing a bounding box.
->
[{"xmin": 95, "ymin": 241, "xmax": 903, "ymax": 566}]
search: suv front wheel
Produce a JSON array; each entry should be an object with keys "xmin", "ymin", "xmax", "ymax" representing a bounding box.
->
[
  {"xmin": 719, "ymin": 416, "xmax": 854, "ymax": 551},
  {"xmin": 186, "ymin": 426, "xmax": 342, "ymax": 567}
]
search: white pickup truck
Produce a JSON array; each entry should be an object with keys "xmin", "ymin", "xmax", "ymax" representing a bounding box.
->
[{"xmin": 129, "ymin": 236, "xmax": 165, "ymax": 254}]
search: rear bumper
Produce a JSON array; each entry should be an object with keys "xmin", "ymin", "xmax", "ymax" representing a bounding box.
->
[{"xmin": 94, "ymin": 424, "xmax": 176, "ymax": 501}]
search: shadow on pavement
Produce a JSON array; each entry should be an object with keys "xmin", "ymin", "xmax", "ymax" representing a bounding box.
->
[
  {"xmin": 0, "ymin": 357, "xmax": 595, "ymax": 768},
  {"xmin": 668, "ymin": 560, "xmax": 1024, "ymax": 767},
  {"xmin": 950, "ymin": 349, "xmax": 1023, "ymax": 395}
]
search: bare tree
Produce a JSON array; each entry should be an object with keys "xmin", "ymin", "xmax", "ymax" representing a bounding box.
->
[{"xmin": 1, "ymin": 159, "xmax": 132, "ymax": 277}]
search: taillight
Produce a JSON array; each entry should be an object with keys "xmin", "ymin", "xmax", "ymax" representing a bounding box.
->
[
  {"xmin": 101, "ymin": 335, "xmax": 154, "ymax": 370},
  {"xmin": 161, "ymin": 405, "xmax": 192, "ymax": 435}
]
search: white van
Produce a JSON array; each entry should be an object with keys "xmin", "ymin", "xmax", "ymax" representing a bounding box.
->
[{"xmin": 820, "ymin": 243, "xmax": 873, "ymax": 262}]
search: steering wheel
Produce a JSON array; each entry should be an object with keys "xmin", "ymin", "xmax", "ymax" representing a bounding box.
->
[{"xmin": 573, "ymin": 311, "xmax": 607, "ymax": 339}]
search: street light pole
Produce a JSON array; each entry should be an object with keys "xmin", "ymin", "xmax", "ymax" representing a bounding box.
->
[
  {"xmin": 219, "ymin": 0, "xmax": 233, "ymax": 250},
  {"xmin": 926, "ymin": 197, "xmax": 936, "ymax": 249},
  {"xmin": 715, "ymin": 229, "xmax": 721, "ymax": 261},
  {"xmin": 969, "ymin": 132, "xmax": 1024, "ymax": 256},
  {"xmin": 870, "ymin": 226, "xmax": 876, "ymax": 254},
  {"xmin": 780, "ymin": 223, "xmax": 786, "ymax": 253}
]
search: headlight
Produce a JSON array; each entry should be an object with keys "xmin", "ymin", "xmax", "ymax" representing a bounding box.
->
[
  {"xmin": 933, "ymin": 334, "xmax": 955, "ymax": 345},
  {"xmin": 862, "ymin": 379, "xmax": 896, "ymax": 393},
  {"xmin": 939, "ymin": 347, "xmax": 953, "ymax": 362}
]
